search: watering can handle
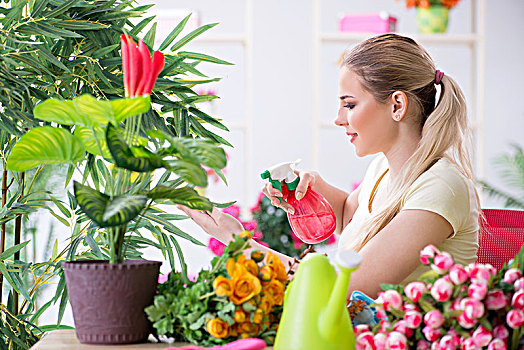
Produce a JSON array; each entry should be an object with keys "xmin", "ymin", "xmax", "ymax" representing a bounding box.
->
[{"xmin": 171, "ymin": 337, "xmax": 267, "ymax": 350}]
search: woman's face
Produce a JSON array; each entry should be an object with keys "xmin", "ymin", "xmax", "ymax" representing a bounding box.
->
[{"xmin": 335, "ymin": 68, "xmax": 396, "ymax": 157}]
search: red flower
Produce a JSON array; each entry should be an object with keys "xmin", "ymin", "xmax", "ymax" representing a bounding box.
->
[{"xmin": 120, "ymin": 34, "xmax": 165, "ymax": 97}]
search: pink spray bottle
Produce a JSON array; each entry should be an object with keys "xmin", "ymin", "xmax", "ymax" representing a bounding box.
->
[{"xmin": 260, "ymin": 159, "xmax": 336, "ymax": 244}]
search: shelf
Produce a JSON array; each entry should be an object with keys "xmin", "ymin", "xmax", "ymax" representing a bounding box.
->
[{"xmin": 320, "ymin": 32, "xmax": 480, "ymax": 46}]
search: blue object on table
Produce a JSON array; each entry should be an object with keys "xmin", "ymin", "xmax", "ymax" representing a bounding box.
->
[{"xmin": 348, "ymin": 290, "xmax": 382, "ymax": 326}]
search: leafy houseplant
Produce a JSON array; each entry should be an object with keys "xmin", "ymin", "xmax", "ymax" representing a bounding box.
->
[
  {"xmin": 146, "ymin": 232, "xmax": 289, "ymax": 347},
  {"xmin": 6, "ymin": 35, "xmax": 228, "ymax": 344},
  {"xmin": 479, "ymin": 144, "xmax": 524, "ymax": 209}
]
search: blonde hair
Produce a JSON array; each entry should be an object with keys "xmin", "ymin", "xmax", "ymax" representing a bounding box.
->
[{"xmin": 341, "ymin": 34, "xmax": 477, "ymax": 251}]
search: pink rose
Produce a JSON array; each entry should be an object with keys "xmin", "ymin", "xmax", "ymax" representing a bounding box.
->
[
  {"xmin": 487, "ymin": 338, "xmax": 507, "ymax": 350},
  {"xmin": 472, "ymin": 326, "xmax": 492, "ymax": 347},
  {"xmin": 485, "ymin": 289, "xmax": 507, "ymax": 310},
  {"xmin": 355, "ymin": 332, "xmax": 375, "ymax": 350},
  {"xmin": 378, "ymin": 320, "xmax": 391, "ymax": 333},
  {"xmin": 354, "ymin": 324, "xmax": 370, "ymax": 337},
  {"xmin": 405, "ymin": 281, "xmax": 427, "ymax": 302},
  {"xmin": 503, "ymin": 268, "xmax": 522, "ymax": 284},
  {"xmin": 492, "ymin": 324, "xmax": 509, "ymax": 340},
  {"xmin": 403, "ymin": 302, "xmax": 419, "ymax": 312},
  {"xmin": 506, "ymin": 308, "xmax": 524, "ymax": 329},
  {"xmin": 386, "ymin": 331, "xmax": 408, "ymax": 350},
  {"xmin": 420, "ymin": 244, "xmax": 440, "ymax": 265},
  {"xmin": 374, "ymin": 333, "xmax": 387, "ymax": 350},
  {"xmin": 514, "ymin": 277, "xmax": 524, "ymax": 291},
  {"xmin": 449, "ymin": 264, "xmax": 469, "ymax": 285},
  {"xmin": 404, "ymin": 310, "xmax": 423, "ymax": 329},
  {"xmin": 381, "ymin": 290, "xmax": 403, "ymax": 311},
  {"xmin": 511, "ymin": 290, "xmax": 524, "ymax": 309},
  {"xmin": 457, "ymin": 312, "xmax": 476, "ymax": 329},
  {"xmin": 439, "ymin": 334, "xmax": 458, "ymax": 349},
  {"xmin": 158, "ymin": 273, "xmax": 169, "ymax": 284},
  {"xmin": 468, "ymin": 264, "xmax": 492, "ymax": 284},
  {"xmin": 462, "ymin": 297, "xmax": 485, "ymax": 319},
  {"xmin": 431, "ymin": 277, "xmax": 453, "ymax": 302},
  {"xmin": 468, "ymin": 282, "xmax": 488, "ymax": 300},
  {"xmin": 424, "ymin": 309, "xmax": 445, "ymax": 329},
  {"xmin": 242, "ymin": 220, "xmax": 257, "ymax": 231},
  {"xmin": 422, "ymin": 325, "xmax": 441, "ymax": 342},
  {"xmin": 461, "ymin": 337, "xmax": 478, "ymax": 350},
  {"xmin": 221, "ymin": 204, "xmax": 240, "ymax": 218},
  {"xmin": 393, "ymin": 320, "xmax": 413, "ymax": 338},
  {"xmin": 416, "ymin": 340, "xmax": 431, "ymax": 350},
  {"xmin": 431, "ymin": 252, "xmax": 454, "ymax": 274}
]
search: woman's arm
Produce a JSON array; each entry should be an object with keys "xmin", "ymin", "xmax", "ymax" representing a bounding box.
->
[{"xmin": 346, "ymin": 209, "xmax": 453, "ymax": 299}]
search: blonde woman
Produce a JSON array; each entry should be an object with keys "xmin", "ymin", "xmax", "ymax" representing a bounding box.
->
[{"xmin": 178, "ymin": 34, "xmax": 480, "ymax": 299}]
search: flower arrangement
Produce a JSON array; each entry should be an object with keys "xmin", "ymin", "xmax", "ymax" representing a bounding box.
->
[
  {"xmin": 399, "ymin": 0, "xmax": 460, "ymax": 9},
  {"xmin": 353, "ymin": 244, "xmax": 524, "ymax": 349},
  {"xmin": 146, "ymin": 232, "xmax": 290, "ymax": 347}
]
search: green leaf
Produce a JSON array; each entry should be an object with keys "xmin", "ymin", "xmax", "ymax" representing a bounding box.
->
[
  {"xmin": 74, "ymin": 181, "xmax": 147, "ymax": 228},
  {"xmin": 7, "ymin": 127, "xmax": 86, "ymax": 172},
  {"xmin": 18, "ymin": 21, "xmax": 82, "ymax": 39},
  {"xmin": 34, "ymin": 95, "xmax": 115, "ymax": 127},
  {"xmin": 143, "ymin": 22, "xmax": 157, "ymax": 48},
  {"xmin": 36, "ymin": 46, "xmax": 70, "ymax": 71},
  {"xmin": 44, "ymin": 0, "xmax": 80, "ymax": 17},
  {"xmin": 111, "ymin": 96, "xmax": 151, "ymax": 123},
  {"xmin": 0, "ymin": 241, "xmax": 30, "ymax": 260},
  {"xmin": 54, "ymin": 20, "xmax": 109, "ymax": 31},
  {"xmin": 148, "ymin": 186, "xmax": 212, "ymax": 211},
  {"xmin": 50, "ymin": 211, "xmax": 70, "ymax": 227},
  {"xmin": 50, "ymin": 196, "xmax": 72, "ymax": 219},
  {"xmin": 106, "ymin": 124, "xmax": 164, "ymax": 172},
  {"xmin": 178, "ymin": 51, "xmax": 234, "ymax": 65},
  {"xmin": 159, "ymin": 13, "xmax": 191, "ymax": 51},
  {"xmin": 189, "ymin": 107, "xmax": 229, "ymax": 131},
  {"xmin": 92, "ymin": 44, "xmax": 119, "ymax": 58},
  {"xmin": 166, "ymin": 160, "xmax": 207, "ymax": 187},
  {"xmin": 170, "ymin": 23, "xmax": 218, "ymax": 52},
  {"xmin": 74, "ymin": 126, "xmax": 111, "ymax": 157}
]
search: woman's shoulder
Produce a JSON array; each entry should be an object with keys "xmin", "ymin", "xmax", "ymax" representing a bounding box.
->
[{"xmin": 416, "ymin": 158, "xmax": 473, "ymax": 191}]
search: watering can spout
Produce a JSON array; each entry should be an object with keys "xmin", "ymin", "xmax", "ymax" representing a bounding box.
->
[{"xmin": 318, "ymin": 250, "xmax": 362, "ymax": 341}]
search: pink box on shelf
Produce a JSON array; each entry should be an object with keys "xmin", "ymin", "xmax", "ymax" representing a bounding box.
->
[{"xmin": 338, "ymin": 12, "xmax": 397, "ymax": 33}]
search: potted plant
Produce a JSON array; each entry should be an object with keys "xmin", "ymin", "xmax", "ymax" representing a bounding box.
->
[
  {"xmin": 398, "ymin": 0, "xmax": 461, "ymax": 33},
  {"xmin": 6, "ymin": 34, "xmax": 228, "ymax": 344}
]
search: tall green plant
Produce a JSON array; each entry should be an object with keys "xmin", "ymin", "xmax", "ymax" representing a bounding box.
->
[
  {"xmin": 0, "ymin": 0, "xmax": 233, "ymax": 346},
  {"xmin": 479, "ymin": 144, "xmax": 524, "ymax": 209}
]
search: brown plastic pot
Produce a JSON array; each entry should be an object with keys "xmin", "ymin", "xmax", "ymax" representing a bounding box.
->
[{"xmin": 62, "ymin": 259, "xmax": 161, "ymax": 344}]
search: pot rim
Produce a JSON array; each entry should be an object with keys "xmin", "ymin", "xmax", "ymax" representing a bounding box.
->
[{"xmin": 62, "ymin": 259, "xmax": 161, "ymax": 271}]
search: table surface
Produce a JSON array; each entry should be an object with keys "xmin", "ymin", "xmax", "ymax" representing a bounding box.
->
[{"xmin": 30, "ymin": 330, "xmax": 273, "ymax": 350}]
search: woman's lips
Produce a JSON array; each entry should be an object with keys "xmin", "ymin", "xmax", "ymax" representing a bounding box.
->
[{"xmin": 347, "ymin": 132, "xmax": 358, "ymax": 143}]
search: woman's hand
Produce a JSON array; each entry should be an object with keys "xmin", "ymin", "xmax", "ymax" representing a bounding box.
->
[
  {"xmin": 176, "ymin": 205, "xmax": 244, "ymax": 244},
  {"xmin": 261, "ymin": 170, "xmax": 321, "ymax": 214}
]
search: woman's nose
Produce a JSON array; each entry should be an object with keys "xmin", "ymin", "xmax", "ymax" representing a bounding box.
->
[{"xmin": 334, "ymin": 108, "xmax": 347, "ymax": 126}]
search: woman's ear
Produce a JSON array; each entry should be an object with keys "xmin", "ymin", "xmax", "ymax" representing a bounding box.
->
[{"xmin": 391, "ymin": 91, "xmax": 408, "ymax": 121}]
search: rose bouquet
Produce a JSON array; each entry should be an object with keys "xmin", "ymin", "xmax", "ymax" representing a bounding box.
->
[
  {"xmin": 354, "ymin": 244, "xmax": 524, "ymax": 349},
  {"xmin": 146, "ymin": 232, "xmax": 289, "ymax": 346},
  {"xmin": 398, "ymin": 0, "xmax": 460, "ymax": 9}
]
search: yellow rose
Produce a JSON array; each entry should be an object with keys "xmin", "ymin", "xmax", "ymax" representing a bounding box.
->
[
  {"xmin": 239, "ymin": 230, "xmax": 252, "ymax": 240},
  {"xmin": 259, "ymin": 265, "xmax": 275, "ymax": 283},
  {"xmin": 253, "ymin": 308, "xmax": 265, "ymax": 324},
  {"xmin": 259, "ymin": 295, "xmax": 274, "ymax": 314},
  {"xmin": 234, "ymin": 309, "xmax": 246, "ymax": 323},
  {"xmin": 237, "ymin": 321, "xmax": 260, "ymax": 336},
  {"xmin": 263, "ymin": 279, "xmax": 285, "ymax": 306},
  {"xmin": 266, "ymin": 252, "xmax": 288, "ymax": 283},
  {"xmin": 244, "ymin": 259, "xmax": 259, "ymax": 276},
  {"xmin": 213, "ymin": 276, "xmax": 233, "ymax": 297},
  {"xmin": 251, "ymin": 250, "xmax": 265, "ymax": 263},
  {"xmin": 207, "ymin": 318, "xmax": 230, "ymax": 338},
  {"xmin": 229, "ymin": 270, "xmax": 262, "ymax": 305}
]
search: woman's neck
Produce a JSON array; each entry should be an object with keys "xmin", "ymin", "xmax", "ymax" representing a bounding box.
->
[{"xmin": 384, "ymin": 131, "xmax": 421, "ymax": 181}]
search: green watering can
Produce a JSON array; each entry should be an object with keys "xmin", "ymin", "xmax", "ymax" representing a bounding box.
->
[{"xmin": 274, "ymin": 250, "xmax": 361, "ymax": 350}]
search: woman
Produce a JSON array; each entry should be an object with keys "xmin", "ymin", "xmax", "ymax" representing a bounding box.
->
[{"xmin": 178, "ymin": 34, "xmax": 480, "ymax": 299}]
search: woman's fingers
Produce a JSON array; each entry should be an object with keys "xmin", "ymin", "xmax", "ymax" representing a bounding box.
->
[
  {"xmin": 295, "ymin": 171, "xmax": 315, "ymax": 200},
  {"xmin": 176, "ymin": 205, "xmax": 218, "ymax": 232}
]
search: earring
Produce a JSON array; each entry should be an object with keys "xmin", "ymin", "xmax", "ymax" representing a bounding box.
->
[{"xmin": 394, "ymin": 113, "xmax": 401, "ymax": 121}]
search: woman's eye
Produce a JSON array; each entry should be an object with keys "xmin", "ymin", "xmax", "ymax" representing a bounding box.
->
[{"xmin": 344, "ymin": 103, "xmax": 355, "ymax": 109}]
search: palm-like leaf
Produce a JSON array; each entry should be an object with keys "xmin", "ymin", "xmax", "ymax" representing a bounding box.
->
[{"xmin": 74, "ymin": 181, "xmax": 147, "ymax": 228}]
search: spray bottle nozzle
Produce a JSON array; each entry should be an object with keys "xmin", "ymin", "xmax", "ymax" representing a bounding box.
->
[{"xmin": 260, "ymin": 170, "xmax": 271, "ymax": 180}]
